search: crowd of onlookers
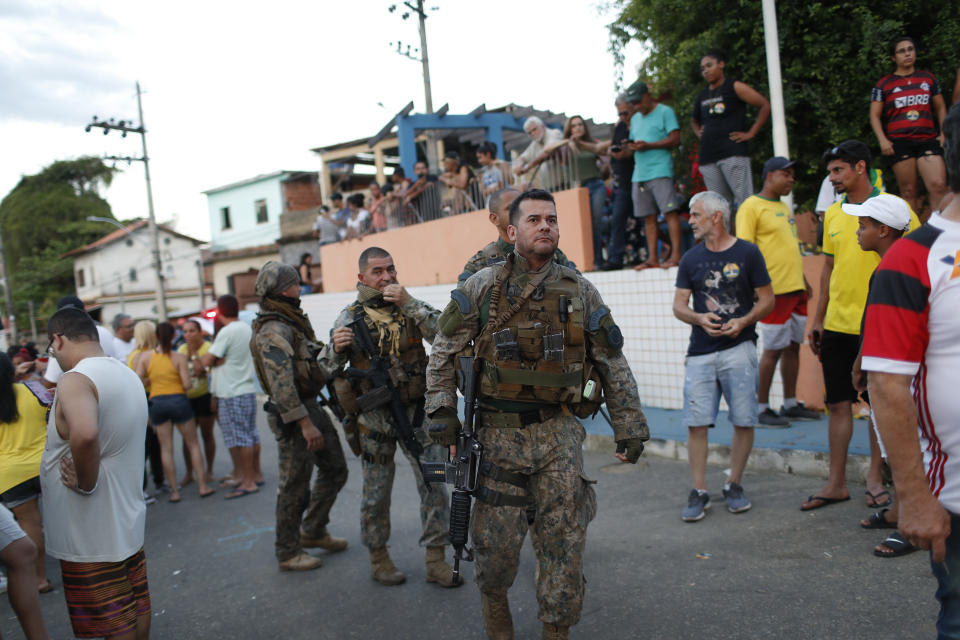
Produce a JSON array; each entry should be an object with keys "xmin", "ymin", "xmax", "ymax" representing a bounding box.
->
[{"xmin": 2, "ymin": 34, "xmax": 960, "ymax": 639}]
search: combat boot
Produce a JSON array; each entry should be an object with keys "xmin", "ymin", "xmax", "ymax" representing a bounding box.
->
[
  {"xmin": 542, "ymin": 623, "xmax": 569, "ymax": 640},
  {"xmin": 369, "ymin": 546, "xmax": 406, "ymax": 586},
  {"xmin": 425, "ymin": 545, "xmax": 463, "ymax": 588},
  {"xmin": 301, "ymin": 531, "xmax": 348, "ymax": 552},
  {"xmin": 481, "ymin": 590, "xmax": 514, "ymax": 640},
  {"xmin": 278, "ymin": 552, "xmax": 323, "ymax": 572}
]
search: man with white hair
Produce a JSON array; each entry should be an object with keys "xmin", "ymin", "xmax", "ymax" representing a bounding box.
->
[
  {"xmin": 672, "ymin": 190, "xmax": 774, "ymax": 522},
  {"xmin": 514, "ymin": 116, "xmax": 563, "ymax": 190}
]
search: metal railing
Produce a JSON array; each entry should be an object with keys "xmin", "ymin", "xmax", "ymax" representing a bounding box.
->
[{"xmin": 326, "ymin": 147, "xmax": 593, "ymax": 243}]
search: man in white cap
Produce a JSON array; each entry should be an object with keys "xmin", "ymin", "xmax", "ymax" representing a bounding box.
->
[{"xmin": 842, "ymin": 193, "xmax": 914, "ymax": 557}]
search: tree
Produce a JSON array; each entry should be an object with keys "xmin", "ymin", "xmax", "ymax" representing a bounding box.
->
[
  {"xmin": 0, "ymin": 157, "xmax": 119, "ymax": 330},
  {"xmin": 609, "ymin": 0, "xmax": 960, "ymax": 208}
]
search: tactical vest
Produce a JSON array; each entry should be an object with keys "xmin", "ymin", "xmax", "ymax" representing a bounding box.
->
[
  {"xmin": 337, "ymin": 302, "xmax": 428, "ymax": 408},
  {"xmin": 253, "ymin": 313, "xmax": 327, "ymax": 399},
  {"xmin": 475, "ymin": 264, "xmax": 593, "ymax": 408}
]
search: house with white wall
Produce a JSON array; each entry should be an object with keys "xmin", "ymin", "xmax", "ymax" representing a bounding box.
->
[
  {"xmin": 65, "ymin": 220, "xmax": 211, "ymax": 321},
  {"xmin": 202, "ymin": 171, "xmax": 293, "ymax": 306}
]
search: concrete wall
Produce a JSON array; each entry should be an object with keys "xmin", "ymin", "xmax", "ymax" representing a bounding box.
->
[
  {"xmin": 318, "ymin": 187, "xmax": 594, "ymax": 292},
  {"xmin": 206, "ymin": 176, "xmax": 283, "ymax": 252}
]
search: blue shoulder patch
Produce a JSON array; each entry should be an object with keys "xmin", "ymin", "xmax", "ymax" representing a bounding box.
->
[
  {"xmin": 588, "ymin": 307, "xmax": 609, "ymax": 332},
  {"xmin": 451, "ymin": 289, "xmax": 470, "ymax": 314}
]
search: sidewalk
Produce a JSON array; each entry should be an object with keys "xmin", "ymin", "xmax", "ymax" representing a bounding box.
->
[{"xmin": 581, "ymin": 406, "xmax": 876, "ymax": 481}]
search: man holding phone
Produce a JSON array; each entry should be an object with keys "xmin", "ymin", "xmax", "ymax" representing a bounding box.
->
[{"xmin": 802, "ymin": 141, "xmax": 920, "ymax": 511}]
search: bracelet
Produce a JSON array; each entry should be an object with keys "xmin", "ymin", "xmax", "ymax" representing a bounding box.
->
[{"xmin": 72, "ymin": 480, "xmax": 98, "ymax": 496}]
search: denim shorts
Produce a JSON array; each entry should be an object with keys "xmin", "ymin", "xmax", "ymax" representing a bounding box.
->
[
  {"xmin": 148, "ymin": 394, "xmax": 194, "ymax": 425},
  {"xmin": 682, "ymin": 340, "xmax": 759, "ymax": 427},
  {"xmin": 0, "ymin": 504, "xmax": 26, "ymax": 551}
]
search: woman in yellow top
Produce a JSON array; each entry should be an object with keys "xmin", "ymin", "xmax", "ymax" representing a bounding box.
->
[
  {"xmin": 134, "ymin": 322, "xmax": 214, "ymax": 502},
  {"xmin": 128, "ymin": 320, "xmax": 166, "ymax": 496},
  {"xmin": 177, "ymin": 319, "xmax": 215, "ymax": 486},
  {"xmin": 0, "ymin": 352, "xmax": 52, "ymax": 592}
]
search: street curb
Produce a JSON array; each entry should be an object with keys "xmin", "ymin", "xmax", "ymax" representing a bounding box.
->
[{"xmin": 584, "ymin": 433, "xmax": 872, "ymax": 482}]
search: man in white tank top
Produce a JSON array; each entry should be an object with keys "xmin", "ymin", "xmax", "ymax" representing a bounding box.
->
[{"xmin": 40, "ymin": 307, "xmax": 152, "ymax": 640}]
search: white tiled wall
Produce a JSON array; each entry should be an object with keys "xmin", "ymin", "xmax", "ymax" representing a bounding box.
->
[{"xmin": 302, "ymin": 268, "xmax": 784, "ymax": 411}]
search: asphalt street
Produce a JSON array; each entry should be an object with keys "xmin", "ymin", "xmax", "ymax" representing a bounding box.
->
[{"xmin": 0, "ymin": 406, "xmax": 939, "ymax": 639}]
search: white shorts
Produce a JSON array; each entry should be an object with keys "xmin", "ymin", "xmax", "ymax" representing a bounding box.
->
[{"xmin": 758, "ymin": 314, "xmax": 805, "ymax": 351}]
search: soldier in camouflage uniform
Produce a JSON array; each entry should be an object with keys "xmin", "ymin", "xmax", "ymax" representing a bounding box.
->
[
  {"xmin": 250, "ymin": 262, "xmax": 349, "ymax": 572},
  {"xmin": 426, "ymin": 190, "xmax": 649, "ymax": 640},
  {"xmin": 458, "ymin": 187, "xmax": 576, "ymax": 286},
  {"xmin": 320, "ymin": 247, "xmax": 460, "ymax": 588}
]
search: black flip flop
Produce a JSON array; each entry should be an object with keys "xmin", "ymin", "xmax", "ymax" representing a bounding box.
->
[
  {"xmin": 860, "ymin": 508, "xmax": 897, "ymax": 530},
  {"xmin": 866, "ymin": 490, "xmax": 893, "ymax": 508},
  {"xmin": 801, "ymin": 495, "xmax": 851, "ymax": 511},
  {"xmin": 875, "ymin": 531, "xmax": 917, "ymax": 558}
]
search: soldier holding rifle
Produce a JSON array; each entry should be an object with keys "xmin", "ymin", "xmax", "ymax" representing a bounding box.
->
[
  {"xmin": 321, "ymin": 247, "xmax": 460, "ymax": 588},
  {"xmin": 425, "ymin": 189, "xmax": 650, "ymax": 640}
]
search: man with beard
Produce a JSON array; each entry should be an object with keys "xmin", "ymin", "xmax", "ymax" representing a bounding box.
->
[
  {"xmin": 321, "ymin": 247, "xmax": 459, "ymax": 588},
  {"xmin": 514, "ymin": 116, "xmax": 564, "ymax": 191},
  {"xmin": 250, "ymin": 262, "xmax": 348, "ymax": 571},
  {"xmin": 426, "ymin": 189, "xmax": 649, "ymax": 639},
  {"xmin": 458, "ymin": 187, "xmax": 575, "ymax": 286},
  {"xmin": 802, "ymin": 141, "xmax": 919, "ymax": 512}
]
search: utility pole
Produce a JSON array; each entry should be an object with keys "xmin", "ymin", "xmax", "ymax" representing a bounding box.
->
[
  {"xmin": 389, "ymin": 1, "xmax": 438, "ymax": 170},
  {"xmin": 85, "ymin": 81, "xmax": 168, "ymax": 321},
  {"xmin": 762, "ymin": 0, "xmax": 793, "ymax": 210},
  {"xmin": 0, "ymin": 224, "xmax": 16, "ymax": 345},
  {"xmin": 28, "ymin": 300, "xmax": 36, "ymax": 342},
  {"xmin": 195, "ymin": 254, "xmax": 206, "ymax": 311}
]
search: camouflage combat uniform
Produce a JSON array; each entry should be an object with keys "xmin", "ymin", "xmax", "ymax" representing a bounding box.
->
[
  {"xmin": 458, "ymin": 237, "xmax": 576, "ymax": 286},
  {"xmin": 426, "ymin": 252, "xmax": 649, "ymax": 627},
  {"xmin": 319, "ymin": 286, "xmax": 450, "ymax": 550},
  {"xmin": 251, "ymin": 310, "xmax": 348, "ymax": 562}
]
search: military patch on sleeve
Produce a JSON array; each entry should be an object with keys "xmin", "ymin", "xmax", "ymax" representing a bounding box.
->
[
  {"xmin": 587, "ymin": 306, "xmax": 623, "ymax": 351},
  {"xmin": 587, "ymin": 307, "xmax": 609, "ymax": 332},
  {"xmin": 263, "ymin": 345, "xmax": 289, "ymax": 366},
  {"xmin": 439, "ymin": 289, "xmax": 471, "ymax": 337}
]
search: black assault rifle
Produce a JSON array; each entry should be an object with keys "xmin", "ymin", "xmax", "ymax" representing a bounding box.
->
[
  {"xmin": 345, "ymin": 312, "xmax": 425, "ymax": 463},
  {"xmin": 421, "ymin": 355, "xmax": 482, "ymax": 580}
]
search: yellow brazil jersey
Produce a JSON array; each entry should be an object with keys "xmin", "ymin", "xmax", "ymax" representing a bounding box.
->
[
  {"xmin": 735, "ymin": 195, "xmax": 805, "ymax": 295},
  {"xmin": 822, "ymin": 189, "xmax": 920, "ymax": 335}
]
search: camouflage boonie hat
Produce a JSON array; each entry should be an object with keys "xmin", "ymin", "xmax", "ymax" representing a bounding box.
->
[{"xmin": 255, "ymin": 261, "xmax": 300, "ymax": 297}]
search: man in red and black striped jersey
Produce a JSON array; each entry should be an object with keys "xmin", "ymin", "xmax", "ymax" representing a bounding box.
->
[
  {"xmin": 869, "ymin": 37, "xmax": 948, "ymax": 215},
  {"xmin": 863, "ymin": 102, "xmax": 960, "ymax": 635}
]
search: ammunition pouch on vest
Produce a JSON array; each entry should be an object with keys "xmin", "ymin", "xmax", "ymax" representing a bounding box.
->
[{"xmin": 476, "ymin": 265, "xmax": 600, "ymax": 409}]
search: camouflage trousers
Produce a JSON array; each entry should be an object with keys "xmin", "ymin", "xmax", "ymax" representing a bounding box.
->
[
  {"xmin": 472, "ymin": 412, "xmax": 597, "ymax": 627},
  {"xmin": 268, "ymin": 400, "xmax": 348, "ymax": 561},
  {"xmin": 358, "ymin": 404, "xmax": 450, "ymax": 549}
]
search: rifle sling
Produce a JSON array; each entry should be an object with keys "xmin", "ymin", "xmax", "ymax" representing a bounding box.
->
[
  {"xmin": 479, "ymin": 460, "xmax": 529, "ymax": 489},
  {"xmin": 475, "ymin": 486, "xmax": 532, "ymax": 508}
]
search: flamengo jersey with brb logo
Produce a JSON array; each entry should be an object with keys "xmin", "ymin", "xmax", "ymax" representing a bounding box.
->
[
  {"xmin": 872, "ymin": 70, "xmax": 942, "ymax": 140},
  {"xmin": 861, "ymin": 215, "xmax": 960, "ymax": 512}
]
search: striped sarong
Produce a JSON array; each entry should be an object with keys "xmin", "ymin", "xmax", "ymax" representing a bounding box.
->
[{"xmin": 60, "ymin": 547, "xmax": 151, "ymax": 638}]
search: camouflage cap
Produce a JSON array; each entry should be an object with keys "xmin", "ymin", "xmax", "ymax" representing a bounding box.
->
[{"xmin": 255, "ymin": 261, "xmax": 300, "ymax": 297}]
